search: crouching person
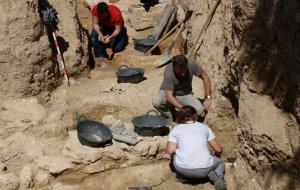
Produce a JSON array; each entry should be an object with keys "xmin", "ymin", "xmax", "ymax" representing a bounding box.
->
[
  {"xmin": 166, "ymin": 105, "xmax": 227, "ymax": 190},
  {"xmin": 91, "ymin": 2, "xmax": 127, "ymax": 60},
  {"xmin": 152, "ymin": 54, "xmax": 212, "ymax": 120}
]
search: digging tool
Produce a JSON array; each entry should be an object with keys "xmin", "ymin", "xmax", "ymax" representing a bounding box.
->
[
  {"xmin": 154, "ymin": 10, "xmax": 193, "ymax": 68},
  {"xmin": 40, "ymin": 6, "xmax": 70, "ymax": 86},
  {"xmin": 145, "ymin": 19, "xmax": 181, "ymax": 55},
  {"xmin": 151, "ymin": 3, "xmax": 176, "ymax": 40},
  {"xmin": 187, "ymin": 0, "xmax": 221, "ymax": 59},
  {"xmin": 162, "ymin": 0, "xmax": 177, "ymax": 37},
  {"xmin": 133, "ymin": 3, "xmax": 176, "ymax": 53},
  {"xmin": 162, "ymin": 7, "xmax": 177, "ymax": 37},
  {"xmin": 145, "ymin": 0, "xmax": 184, "ymax": 56}
]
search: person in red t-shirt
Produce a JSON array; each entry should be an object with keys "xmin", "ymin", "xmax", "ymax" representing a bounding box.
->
[{"xmin": 91, "ymin": 2, "xmax": 127, "ymax": 59}]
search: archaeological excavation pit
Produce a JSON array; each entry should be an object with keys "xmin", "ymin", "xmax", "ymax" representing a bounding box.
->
[{"xmin": 1, "ymin": 0, "xmax": 299, "ymax": 189}]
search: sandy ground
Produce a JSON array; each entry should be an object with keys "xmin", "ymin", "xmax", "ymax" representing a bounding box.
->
[{"xmin": 64, "ymin": 0, "xmax": 238, "ymax": 189}]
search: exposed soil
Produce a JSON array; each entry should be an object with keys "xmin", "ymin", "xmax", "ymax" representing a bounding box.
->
[
  {"xmin": 74, "ymin": 0, "xmax": 238, "ymax": 156},
  {"xmin": 79, "ymin": 104, "xmax": 134, "ymax": 122},
  {"xmin": 0, "ymin": 0, "xmax": 299, "ymax": 189},
  {"xmin": 55, "ymin": 162, "xmax": 237, "ymax": 190},
  {"xmin": 54, "ymin": 0, "xmax": 239, "ymax": 189},
  {"xmin": 0, "ymin": 1, "xmax": 238, "ymax": 190}
]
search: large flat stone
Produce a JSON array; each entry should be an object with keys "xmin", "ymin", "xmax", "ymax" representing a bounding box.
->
[
  {"xmin": 19, "ymin": 165, "xmax": 35, "ymax": 188},
  {"xmin": 128, "ymin": 4, "xmax": 164, "ymax": 31},
  {"xmin": 62, "ymin": 131, "xmax": 107, "ymax": 163}
]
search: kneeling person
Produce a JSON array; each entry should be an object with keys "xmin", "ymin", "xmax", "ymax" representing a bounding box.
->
[
  {"xmin": 166, "ymin": 106, "xmax": 226, "ymax": 190},
  {"xmin": 91, "ymin": 2, "xmax": 127, "ymax": 59}
]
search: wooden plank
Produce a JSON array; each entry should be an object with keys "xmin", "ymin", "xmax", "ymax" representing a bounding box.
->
[
  {"xmin": 187, "ymin": 0, "xmax": 221, "ymax": 58},
  {"xmin": 151, "ymin": 4, "xmax": 175, "ymax": 40},
  {"xmin": 162, "ymin": 6, "xmax": 178, "ymax": 37}
]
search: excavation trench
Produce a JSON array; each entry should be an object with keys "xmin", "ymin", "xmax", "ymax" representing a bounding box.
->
[
  {"xmin": 57, "ymin": 162, "xmax": 173, "ymax": 190},
  {"xmin": 49, "ymin": 0, "xmax": 239, "ymax": 189},
  {"xmin": 0, "ymin": 0, "xmax": 240, "ymax": 190},
  {"xmin": 0, "ymin": 0, "xmax": 298, "ymax": 189},
  {"xmin": 38, "ymin": 97, "xmax": 237, "ymax": 190}
]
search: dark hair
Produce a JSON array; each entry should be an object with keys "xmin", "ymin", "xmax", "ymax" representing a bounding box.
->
[
  {"xmin": 97, "ymin": 2, "xmax": 109, "ymax": 15},
  {"xmin": 176, "ymin": 105, "xmax": 197, "ymax": 124},
  {"xmin": 172, "ymin": 54, "xmax": 188, "ymax": 68}
]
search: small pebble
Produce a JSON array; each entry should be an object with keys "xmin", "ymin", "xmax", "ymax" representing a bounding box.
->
[{"xmin": 0, "ymin": 161, "xmax": 7, "ymax": 171}]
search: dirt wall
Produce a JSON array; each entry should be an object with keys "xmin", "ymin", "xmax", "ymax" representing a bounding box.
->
[
  {"xmin": 180, "ymin": 0, "xmax": 300, "ymax": 189},
  {"xmin": 231, "ymin": 0, "xmax": 300, "ymax": 188},
  {"xmin": 0, "ymin": 0, "xmax": 88, "ymax": 102}
]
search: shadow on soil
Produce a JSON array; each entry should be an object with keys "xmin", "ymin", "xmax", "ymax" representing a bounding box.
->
[
  {"xmin": 262, "ymin": 148, "xmax": 300, "ymax": 190},
  {"xmin": 226, "ymin": 0, "xmax": 300, "ymax": 189},
  {"xmin": 228, "ymin": 0, "xmax": 300, "ymax": 121}
]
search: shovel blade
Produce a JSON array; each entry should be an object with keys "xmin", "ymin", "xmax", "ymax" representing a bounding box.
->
[{"xmin": 154, "ymin": 54, "xmax": 172, "ymax": 68}]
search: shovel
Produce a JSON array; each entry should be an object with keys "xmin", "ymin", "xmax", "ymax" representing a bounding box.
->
[{"xmin": 154, "ymin": 10, "xmax": 193, "ymax": 68}]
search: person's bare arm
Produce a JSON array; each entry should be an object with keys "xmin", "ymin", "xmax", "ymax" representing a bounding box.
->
[
  {"xmin": 208, "ymin": 138, "xmax": 222, "ymax": 157},
  {"xmin": 103, "ymin": 24, "xmax": 122, "ymax": 44},
  {"xmin": 166, "ymin": 141, "xmax": 177, "ymax": 156},
  {"xmin": 92, "ymin": 15, "xmax": 103, "ymax": 42},
  {"xmin": 199, "ymin": 71, "xmax": 212, "ymax": 110},
  {"xmin": 110, "ymin": 24, "xmax": 122, "ymax": 38},
  {"xmin": 166, "ymin": 90, "xmax": 183, "ymax": 109}
]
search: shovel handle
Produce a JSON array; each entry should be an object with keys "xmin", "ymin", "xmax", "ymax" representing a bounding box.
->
[
  {"xmin": 164, "ymin": 20, "xmax": 185, "ymax": 54},
  {"xmin": 162, "ymin": 6, "xmax": 178, "ymax": 37},
  {"xmin": 146, "ymin": 10, "xmax": 193, "ymax": 55},
  {"xmin": 146, "ymin": 109, "xmax": 159, "ymax": 116},
  {"xmin": 118, "ymin": 65, "xmax": 129, "ymax": 71},
  {"xmin": 75, "ymin": 115, "xmax": 88, "ymax": 129},
  {"xmin": 187, "ymin": 0, "xmax": 221, "ymax": 58},
  {"xmin": 145, "ymin": 21, "xmax": 182, "ymax": 55}
]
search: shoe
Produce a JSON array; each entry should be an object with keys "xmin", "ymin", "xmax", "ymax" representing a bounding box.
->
[
  {"xmin": 208, "ymin": 171, "xmax": 227, "ymax": 190},
  {"xmin": 176, "ymin": 173, "xmax": 188, "ymax": 183}
]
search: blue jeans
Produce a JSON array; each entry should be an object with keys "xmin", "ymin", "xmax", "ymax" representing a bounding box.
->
[
  {"xmin": 174, "ymin": 156, "xmax": 227, "ymax": 190},
  {"xmin": 91, "ymin": 26, "xmax": 127, "ymax": 57}
]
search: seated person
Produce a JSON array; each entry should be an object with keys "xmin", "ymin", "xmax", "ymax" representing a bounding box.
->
[
  {"xmin": 166, "ymin": 105, "xmax": 226, "ymax": 190},
  {"xmin": 152, "ymin": 54, "xmax": 212, "ymax": 119},
  {"xmin": 91, "ymin": 2, "xmax": 127, "ymax": 59}
]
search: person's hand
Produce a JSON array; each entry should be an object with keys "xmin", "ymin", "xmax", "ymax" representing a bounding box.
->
[
  {"xmin": 203, "ymin": 98, "xmax": 212, "ymax": 111},
  {"xmin": 103, "ymin": 35, "xmax": 110, "ymax": 44},
  {"xmin": 215, "ymin": 151, "xmax": 222, "ymax": 157},
  {"xmin": 98, "ymin": 33, "xmax": 104, "ymax": 42}
]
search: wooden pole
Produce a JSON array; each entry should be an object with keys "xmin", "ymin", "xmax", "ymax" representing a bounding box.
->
[
  {"xmin": 187, "ymin": 0, "xmax": 221, "ymax": 58},
  {"xmin": 162, "ymin": 6, "xmax": 177, "ymax": 37},
  {"xmin": 145, "ymin": 19, "xmax": 183, "ymax": 55}
]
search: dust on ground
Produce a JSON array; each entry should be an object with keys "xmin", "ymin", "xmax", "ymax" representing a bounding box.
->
[{"xmin": 68, "ymin": 0, "xmax": 238, "ymax": 189}]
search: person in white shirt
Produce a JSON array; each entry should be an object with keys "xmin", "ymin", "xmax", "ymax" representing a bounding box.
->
[{"xmin": 166, "ymin": 105, "xmax": 226, "ymax": 190}]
